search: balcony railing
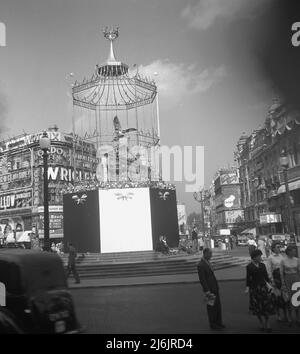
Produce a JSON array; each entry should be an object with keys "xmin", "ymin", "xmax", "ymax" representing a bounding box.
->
[
  {"xmin": 278, "ymin": 164, "xmax": 300, "ymax": 184},
  {"xmin": 287, "ymin": 164, "xmax": 300, "ymax": 181}
]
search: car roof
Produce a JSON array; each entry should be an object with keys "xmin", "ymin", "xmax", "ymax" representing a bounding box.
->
[{"xmin": 0, "ymin": 249, "xmax": 67, "ymax": 296}]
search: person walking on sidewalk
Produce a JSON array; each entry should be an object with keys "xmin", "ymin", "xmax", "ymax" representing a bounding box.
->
[
  {"xmin": 66, "ymin": 242, "xmax": 80, "ymax": 284},
  {"xmin": 197, "ymin": 248, "xmax": 225, "ymax": 331},
  {"xmin": 245, "ymin": 249, "xmax": 276, "ymax": 332},
  {"xmin": 257, "ymin": 236, "xmax": 267, "ymax": 259}
]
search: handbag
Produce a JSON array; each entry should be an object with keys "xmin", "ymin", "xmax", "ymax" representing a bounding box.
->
[
  {"xmin": 203, "ymin": 292, "xmax": 216, "ymax": 306},
  {"xmin": 281, "ymin": 285, "xmax": 290, "ymax": 303},
  {"xmin": 266, "ymin": 282, "xmax": 273, "ymax": 292}
]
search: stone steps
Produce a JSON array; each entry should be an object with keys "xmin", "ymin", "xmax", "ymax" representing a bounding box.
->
[
  {"xmin": 61, "ymin": 251, "xmax": 249, "ymax": 279},
  {"xmin": 61, "ymin": 250, "xmax": 236, "ymax": 262}
]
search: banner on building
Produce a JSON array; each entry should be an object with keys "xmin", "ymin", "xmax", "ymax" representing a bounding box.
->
[
  {"xmin": 225, "ymin": 210, "xmax": 244, "ymax": 224},
  {"xmin": 259, "ymin": 213, "xmax": 282, "ymax": 224},
  {"xmin": 220, "ymin": 173, "xmax": 239, "ymax": 185},
  {"xmin": 40, "ymin": 213, "xmax": 63, "ymax": 230},
  {"xmin": 0, "ymin": 189, "xmax": 33, "ymax": 210},
  {"xmin": 220, "ymin": 229, "xmax": 231, "ymax": 235}
]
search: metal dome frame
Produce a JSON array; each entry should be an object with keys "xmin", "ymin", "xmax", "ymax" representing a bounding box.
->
[{"xmin": 70, "ymin": 27, "xmax": 161, "ymax": 184}]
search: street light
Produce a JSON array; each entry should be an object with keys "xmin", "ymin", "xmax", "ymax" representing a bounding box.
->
[
  {"xmin": 65, "ymin": 73, "xmax": 77, "ymax": 184},
  {"xmin": 279, "ymin": 149, "xmax": 294, "ymax": 235},
  {"xmin": 153, "ymin": 72, "xmax": 161, "ymax": 141},
  {"xmin": 39, "ymin": 131, "xmax": 51, "ymax": 251},
  {"xmin": 193, "ymin": 190, "xmax": 208, "ymax": 246}
]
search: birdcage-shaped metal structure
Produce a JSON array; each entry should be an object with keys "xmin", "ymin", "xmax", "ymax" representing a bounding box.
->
[{"xmin": 71, "ymin": 27, "xmax": 160, "ymax": 183}]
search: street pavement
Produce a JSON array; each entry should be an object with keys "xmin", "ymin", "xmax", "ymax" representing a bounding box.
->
[
  {"xmin": 70, "ymin": 280, "xmax": 300, "ymax": 334},
  {"xmin": 67, "ymin": 246, "xmax": 300, "ymax": 334}
]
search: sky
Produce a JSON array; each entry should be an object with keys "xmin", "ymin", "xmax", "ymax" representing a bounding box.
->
[{"xmin": 0, "ymin": 0, "xmax": 277, "ymax": 215}]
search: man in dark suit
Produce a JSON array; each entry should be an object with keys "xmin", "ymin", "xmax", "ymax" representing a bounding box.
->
[{"xmin": 197, "ymin": 248, "xmax": 225, "ymax": 330}]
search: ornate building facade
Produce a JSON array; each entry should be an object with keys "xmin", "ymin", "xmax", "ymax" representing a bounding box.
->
[
  {"xmin": 0, "ymin": 126, "xmax": 97, "ymax": 242},
  {"xmin": 235, "ymin": 99, "xmax": 300, "ymax": 236}
]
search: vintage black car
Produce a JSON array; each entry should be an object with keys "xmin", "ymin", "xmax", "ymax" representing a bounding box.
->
[{"xmin": 0, "ymin": 249, "xmax": 82, "ymax": 334}]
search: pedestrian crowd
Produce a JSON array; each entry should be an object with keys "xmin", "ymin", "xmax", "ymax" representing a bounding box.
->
[
  {"xmin": 197, "ymin": 239, "xmax": 300, "ymax": 332},
  {"xmin": 50, "ymin": 242, "xmax": 64, "ymax": 255}
]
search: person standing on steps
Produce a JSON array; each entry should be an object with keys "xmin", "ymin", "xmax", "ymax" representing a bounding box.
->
[
  {"xmin": 192, "ymin": 227, "xmax": 198, "ymax": 253},
  {"xmin": 66, "ymin": 242, "xmax": 80, "ymax": 284}
]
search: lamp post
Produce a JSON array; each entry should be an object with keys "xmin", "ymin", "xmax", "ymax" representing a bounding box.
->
[
  {"xmin": 193, "ymin": 189, "xmax": 207, "ymax": 246},
  {"xmin": 65, "ymin": 73, "xmax": 77, "ymax": 185},
  {"xmin": 279, "ymin": 149, "xmax": 294, "ymax": 235},
  {"xmin": 39, "ymin": 131, "xmax": 51, "ymax": 251}
]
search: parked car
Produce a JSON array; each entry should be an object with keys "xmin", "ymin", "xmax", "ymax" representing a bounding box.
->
[
  {"xmin": 237, "ymin": 235, "xmax": 249, "ymax": 246},
  {"xmin": 0, "ymin": 249, "xmax": 83, "ymax": 333}
]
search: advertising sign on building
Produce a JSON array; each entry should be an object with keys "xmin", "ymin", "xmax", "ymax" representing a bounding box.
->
[
  {"xmin": 224, "ymin": 194, "xmax": 236, "ymax": 208},
  {"xmin": 0, "ymin": 150, "xmax": 32, "ymax": 192},
  {"xmin": 220, "ymin": 173, "xmax": 239, "ymax": 185},
  {"xmin": 220, "ymin": 229, "xmax": 231, "ymax": 236},
  {"xmin": 47, "ymin": 166, "xmax": 95, "ymax": 182},
  {"xmin": 40, "ymin": 213, "xmax": 63, "ymax": 230},
  {"xmin": 225, "ymin": 210, "xmax": 244, "ymax": 224},
  {"xmin": 38, "ymin": 205, "xmax": 63, "ymax": 213},
  {"xmin": 35, "ymin": 146, "xmax": 72, "ymax": 166},
  {"xmin": 0, "ymin": 190, "xmax": 33, "ymax": 210},
  {"xmin": 259, "ymin": 213, "xmax": 282, "ymax": 225},
  {"xmin": 0, "ymin": 131, "xmax": 64, "ymax": 153}
]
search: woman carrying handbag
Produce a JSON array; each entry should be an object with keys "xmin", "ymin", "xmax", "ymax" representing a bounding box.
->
[{"xmin": 245, "ymin": 249, "xmax": 276, "ymax": 332}]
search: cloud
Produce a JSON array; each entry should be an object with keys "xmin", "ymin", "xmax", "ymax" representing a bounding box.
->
[
  {"xmin": 181, "ymin": 0, "xmax": 271, "ymax": 30},
  {"xmin": 137, "ymin": 59, "xmax": 226, "ymax": 104}
]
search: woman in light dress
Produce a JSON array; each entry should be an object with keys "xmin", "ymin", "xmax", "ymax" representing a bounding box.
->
[
  {"xmin": 257, "ymin": 236, "xmax": 267, "ymax": 259},
  {"xmin": 280, "ymin": 245, "xmax": 300, "ymax": 326},
  {"xmin": 266, "ymin": 242, "xmax": 288, "ymax": 322}
]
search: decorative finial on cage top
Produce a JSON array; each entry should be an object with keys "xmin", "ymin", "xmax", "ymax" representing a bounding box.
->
[
  {"xmin": 102, "ymin": 26, "xmax": 119, "ymax": 63},
  {"xmin": 103, "ymin": 26, "xmax": 119, "ymax": 42}
]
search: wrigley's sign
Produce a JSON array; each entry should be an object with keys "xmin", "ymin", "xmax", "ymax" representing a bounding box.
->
[{"xmin": 48, "ymin": 166, "xmax": 95, "ymax": 182}]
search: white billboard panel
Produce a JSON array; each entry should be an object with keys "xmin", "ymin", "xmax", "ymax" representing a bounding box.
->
[
  {"xmin": 99, "ymin": 188, "xmax": 153, "ymax": 253},
  {"xmin": 220, "ymin": 229, "xmax": 231, "ymax": 236}
]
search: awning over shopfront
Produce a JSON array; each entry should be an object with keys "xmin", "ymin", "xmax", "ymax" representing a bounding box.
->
[
  {"xmin": 241, "ymin": 228, "xmax": 257, "ymax": 236},
  {"xmin": 277, "ymin": 179, "xmax": 300, "ymax": 194}
]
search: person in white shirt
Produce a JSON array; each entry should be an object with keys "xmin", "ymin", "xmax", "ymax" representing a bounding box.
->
[
  {"xmin": 257, "ymin": 237, "xmax": 267, "ymax": 259},
  {"xmin": 247, "ymin": 237, "xmax": 257, "ymax": 257},
  {"xmin": 266, "ymin": 242, "xmax": 288, "ymax": 322}
]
